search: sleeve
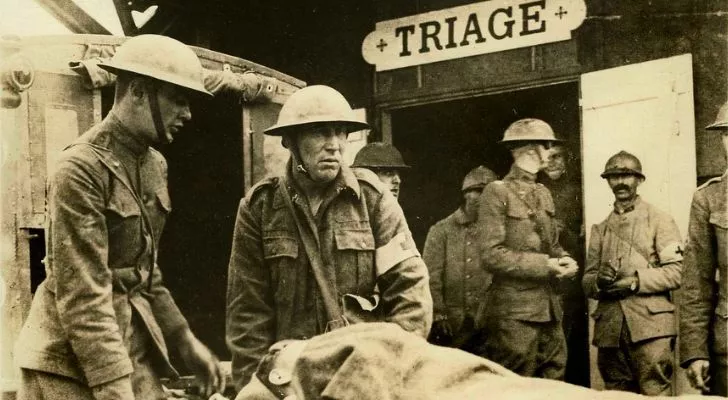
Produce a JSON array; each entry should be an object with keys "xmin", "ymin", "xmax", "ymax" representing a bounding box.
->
[
  {"xmin": 226, "ymin": 197, "xmax": 276, "ymax": 391},
  {"xmin": 371, "ymin": 190, "xmax": 433, "ymax": 338},
  {"xmin": 147, "ymin": 264, "xmax": 190, "ymax": 340},
  {"xmin": 635, "ymin": 211, "xmax": 683, "ymax": 294},
  {"xmin": 422, "ymin": 223, "xmax": 447, "ymax": 320},
  {"xmin": 678, "ymin": 193, "xmax": 715, "ymax": 365},
  {"xmin": 582, "ymin": 224, "xmax": 603, "ymax": 299},
  {"xmin": 49, "ymin": 158, "xmax": 134, "ymax": 388},
  {"xmin": 478, "ymin": 184, "xmax": 551, "ymax": 280}
]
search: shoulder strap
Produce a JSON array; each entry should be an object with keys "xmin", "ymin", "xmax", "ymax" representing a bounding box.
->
[
  {"xmin": 604, "ymin": 215, "xmax": 656, "ymax": 269},
  {"xmin": 278, "ymin": 177, "xmax": 348, "ymax": 331}
]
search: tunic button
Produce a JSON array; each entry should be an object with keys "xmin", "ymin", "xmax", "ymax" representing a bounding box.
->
[
  {"xmin": 466, "ymin": 274, "xmax": 471, "ymax": 279},
  {"xmin": 269, "ymin": 368, "xmax": 291, "ymax": 385},
  {"xmin": 466, "ymin": 241, "xmax": 471, "ymax": 245},
  {"xmin": 466, "ymin": 258, "xmax": 472, "ymax": 263}
]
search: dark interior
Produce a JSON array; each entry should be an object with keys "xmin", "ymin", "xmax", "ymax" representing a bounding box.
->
[
  {"xmin": 392, "ymin": 81, "xmax": 589, "ymax": 386},
  {"xmin": 393, "ymin": 82, "xmax": 581, "ymax": 251}
]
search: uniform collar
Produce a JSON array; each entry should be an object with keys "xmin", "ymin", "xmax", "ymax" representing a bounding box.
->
[
  {"xmin": 505, "ymin": 165, "xmax": 538, "ymax": 183},
  {"xmin": 285, "ymin": 159, "xmax": 361, "ymax": 201},
  {"xmin": 454, "ymin": 207, "xmax": 476, "ymax": 225},
  {"xmin": 613, "ymin": 195, "xmax": 642, "ymax": 215},
  {"xmin": 106, "ymin": 112, "xmax": 150, "ymax": 157}
]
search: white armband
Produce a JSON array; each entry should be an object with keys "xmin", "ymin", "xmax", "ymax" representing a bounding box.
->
[
  {"xmin": 375, "ymin": 232, "xmax": 420, "ymax": 277},
  {"xmin": 658, "ymin": 241, "xmax": 684, "ymax": 264}
]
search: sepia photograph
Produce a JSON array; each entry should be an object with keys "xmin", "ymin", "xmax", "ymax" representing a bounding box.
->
[{"xmin": 0, "ymin": 1, "xmax": 726, "ymax": 399}]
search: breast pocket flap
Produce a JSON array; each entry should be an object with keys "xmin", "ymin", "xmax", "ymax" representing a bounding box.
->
[
  {"xmin": 155, "ymin": 189, "xmax": 172, "ymax": 213},
  {"xmin": 335, "ymin": 229, "xmax": 375, "ymax": 251},
  {"xmin": 108, "ymin": 188, "xmax": 141, "ymax": 218}
]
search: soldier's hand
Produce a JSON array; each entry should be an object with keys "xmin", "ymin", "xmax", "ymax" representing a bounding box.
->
[
  {"xmin": 176, "ymin": 329, "xmax": 226, "ymax": 397},
  {"xmin": 557, "ymin": 257, "xmax": 579, "ymax": 279},
  {"xmin": 596, "ymin": 260, "xmax": 619, "ymax": 289},
  {"xmin": 603, "ymin": 275, "xmax": 638, "ymax": 298},
  {"xmin": 686, "ymin": 359, "xmax": 711, "ymax": 392}
]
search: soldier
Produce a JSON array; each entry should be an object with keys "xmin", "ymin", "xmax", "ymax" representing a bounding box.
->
[
  {"xmin": 351, "ymin": 142, "xmax": 410, "ymax": 199},
  {"xmin": 679, "ymin": 102, "xmax": 728, "ymax": 396},
  {"xmin": 15, "ymin": 35, "xmax": 225, "ymax": 399},
  {"xmin": 479, "ymin": 118, "xmax": 579, "ymax": 380},
  {"xmin": 582, "ymin": 151, "xmax": 683, "ymax": 395},
  {"xmin": 425, "ymin": 166, "xmax": 497, "ymax": 351},
  {"xmin": 538, "ymin": 144, "xmax": 589, "ymax": 386},
  {"xmin": 225, "ymin": 85, "xmax": 432, "ymax": 391}
]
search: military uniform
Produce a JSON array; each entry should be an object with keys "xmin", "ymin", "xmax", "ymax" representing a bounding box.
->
[
  {"xmin": 16, "ymin": 113, "xmax": 189, "ymax": 399},
  {"xmin": 583, "ymin": 196, "xmax": 683, "ymax": 395},
  {"xmin": 540, "ymin": 171, "xmax": 589, "ymax": 386},
  {"xmin": 479, "ymin": 165, "xmax": 568, "ymax": 379},
  {"xmin": 225, "ymin": 162, "xmax": 432, "ymax": 390},
  {"xmin": 424, "ymin": 207, "xmax": 492, "ymax": 350},
  {"xmin": 679, "ymin": 173, "xmax": 728, "ymax": 396}
]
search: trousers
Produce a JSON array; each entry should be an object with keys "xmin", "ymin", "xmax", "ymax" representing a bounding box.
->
[
  {"xmin": 17, "ymin": 313, "xmax": 166, "ymax": 400},
  {"xmin": 482, "ymin": 318, "xmax": 567, "ymax": 380},
  {"xmin": 597, "ymin": 323, "xmax": 674, "ymax": 396}
]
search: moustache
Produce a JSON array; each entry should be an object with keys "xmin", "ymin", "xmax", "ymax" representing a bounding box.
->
[{"xmin": 612, "ymin": 184, "xmax": 630, "ymax": 193}]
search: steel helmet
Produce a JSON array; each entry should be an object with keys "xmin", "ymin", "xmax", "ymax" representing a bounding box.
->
[
  {"xmin": 264, "ymin": 85, "xmax": 370, "ymax": 136},
  {"xmin": 500, "ymin": 118, "xmax": 562, "ymax": 144},
  {"xmin": 98, "ymin": 34, "xmax": 210, "ymax": 96},
  {"xmin": 600, "ymin": 150, "xmax": 645, "ymax": 179},
  {"xmin": 706, "ymin": 102, "xmax": 728, "ymax": 131},
  {"xmin": 462, "ymin": 166, "xmax": 497, "ymax": 192},
  {"xmin": 351, "ymin": 142, "xmax": 410, "ymax": 169}
]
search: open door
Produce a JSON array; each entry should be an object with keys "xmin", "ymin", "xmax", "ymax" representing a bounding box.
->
[{"xmin": 581, "ymin": 54, "xmax": 696, "ymax": 393}]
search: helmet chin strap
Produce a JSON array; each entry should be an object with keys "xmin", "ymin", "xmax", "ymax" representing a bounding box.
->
[{"xmin": 145, "ymin": 80, "xmax": 169, "ymax": 145}]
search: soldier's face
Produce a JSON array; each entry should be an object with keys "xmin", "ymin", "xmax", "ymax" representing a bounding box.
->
[
  {"xmin": 374, "ymin": 169, "xmax": 401, "ymax": 198},
  {"xmin": 463, "ymin": 188, "xmax": 483, "ymax": 216},
  {"xmin": 545, "ymin": 146, "xmax": 567, "ymax": 180},
  {"xmin": 607, "ymin": 173, "xmax": 642, "ymax": 201},
  {"xmin": 146, "ymin": 81, "xmax": 192, "ymax": 144},
  {"xmin": 296, "ymin": 124, "xmax": 348, "ymax": 183},
  {"xmin": 535, "ymin": 142, "xmax": 554, "ymax": 171}
]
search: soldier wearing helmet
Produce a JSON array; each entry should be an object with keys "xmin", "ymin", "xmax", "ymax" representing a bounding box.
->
[
  {"xmin": 679, "ymin": 102, "xmax": 728, "ymax": 396},
  {"xmin": 424, "ymin": 166, "xmax": 497, "ymax": 353},
  {"xmin": 15, "ymin": 35, "xmax": 224, "ymax": 399},
  {"xmin": 352, "ymin": 142, "xmax": 410, "ymax": 199},
  {"xmin": 225, "ymin": 85, "xmax": 432, "ymax": 390},
  {"xmin": 583, "ymin": 150, "xmax": 683, "ymax": 395},
  {"xmin": 538, "ymin": 144, "xmax": 589, "ymax": 386},
  {"xmin": 478, "ymin": 118, "xmax": 578, "ymax": 380}
]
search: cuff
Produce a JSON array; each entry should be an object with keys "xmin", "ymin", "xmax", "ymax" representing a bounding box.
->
[{"xmin": 85, "ymin": 356, "xmax": 134, "ymax": 387}]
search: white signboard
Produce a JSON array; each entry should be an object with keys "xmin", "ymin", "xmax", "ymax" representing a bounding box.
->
[{"xmin": 362, "ymin": 0, "xmax": 587, "ymax": 71}]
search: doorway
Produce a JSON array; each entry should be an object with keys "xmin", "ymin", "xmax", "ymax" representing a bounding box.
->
[{"xmin": 390, "ymin": 81, "xmax": 589, "ymax": 386}]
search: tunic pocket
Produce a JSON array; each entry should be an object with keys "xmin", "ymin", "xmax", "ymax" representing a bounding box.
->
[
  {"xmin": 106, "ymin": 184, "xmax": 142, "ymax": 266},
  {"xmin": 334, "ymin": 228, "xmax": 375, "ymax": 294},
  {"xmin": 263, "ymin": 233, "xmax": 299, "ymax": 304}
]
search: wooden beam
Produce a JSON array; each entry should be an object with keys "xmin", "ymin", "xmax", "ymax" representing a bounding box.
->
[
  {"xmin": 34, "ymin": 0, "xmax": 111, "ymax": 35},
  {"xmin": 112, "ymin": 0, "xmax": 139, "ymax": 36}
]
